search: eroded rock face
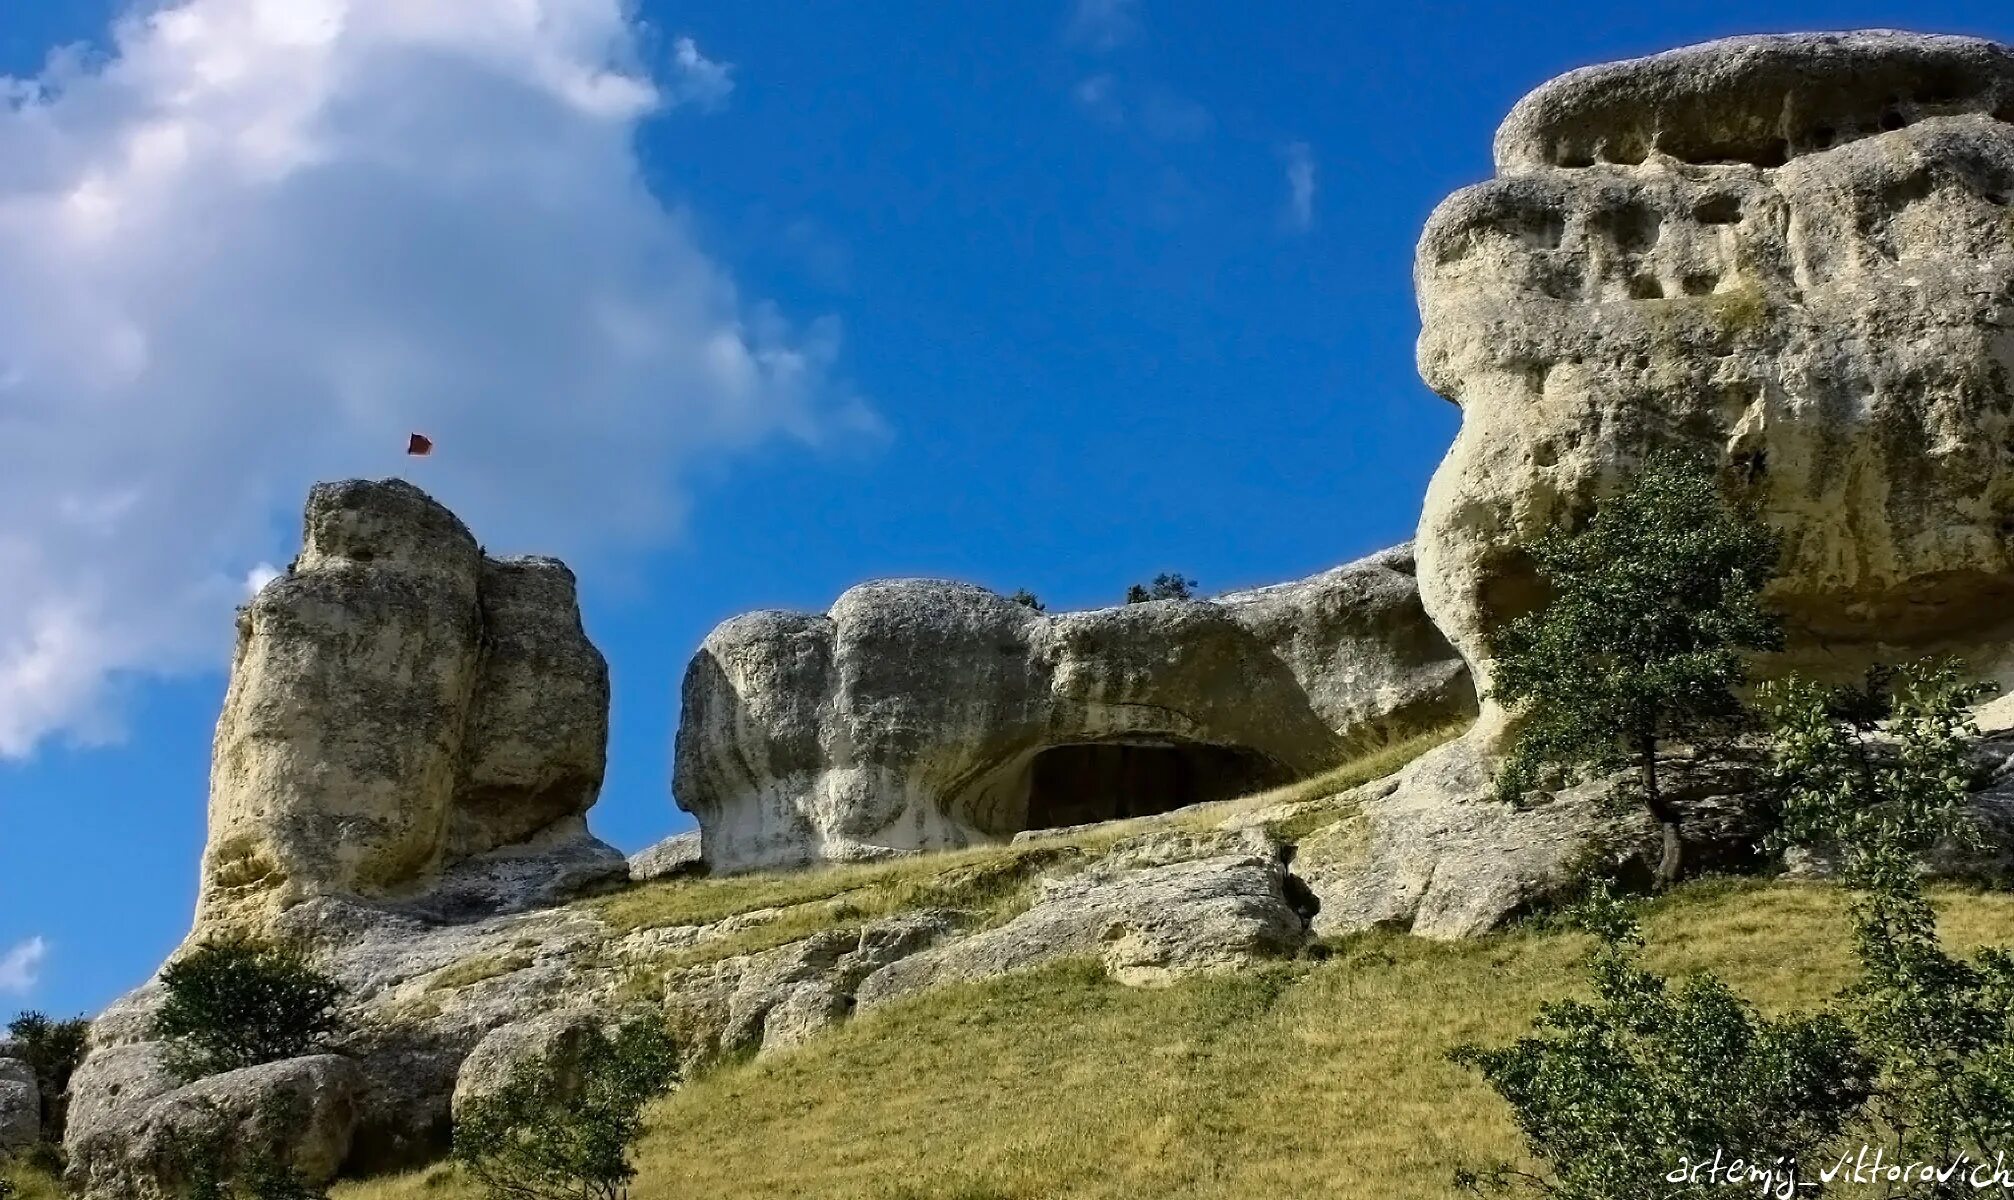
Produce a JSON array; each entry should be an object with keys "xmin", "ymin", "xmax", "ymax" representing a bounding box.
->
[
  {"xmin": 196, "ymin": 479, "xmax": 623, "ymax": 935},
  {"xmin": 0, "ymin": 1048, "xmax": 38, "ymax": 1154},
  {"xmin": 675, "ymin": 545, "xmax": 1475, "ymax": 872},
  {"xmin": 1416, "ymin": 31, "xmax": 2014, "ymax": 707},
  {"xmin": 68, "ymin": 1056, "xmax": 361, "ymax": 1200}
]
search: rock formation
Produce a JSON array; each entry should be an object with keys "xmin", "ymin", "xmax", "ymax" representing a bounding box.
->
[
  {"xmin": 674, "ymin": 545, "xmax": 1475, "ymax": 872},
  {"xmin": 0, "ymin": 1042, "xmax": 37, "ymax": 1154},
  {"xmin": 196, "ymin": 479, "xmax": 624, "ymax": 935},
  {"xmin": 1415, "ymin": 31, "xmax": 2014, "ymax": 710}
]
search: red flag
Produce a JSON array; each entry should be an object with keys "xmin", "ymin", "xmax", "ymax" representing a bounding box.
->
[{"xmin": 406, "ymin": 433, "xmax": 433, "ymax": 456}]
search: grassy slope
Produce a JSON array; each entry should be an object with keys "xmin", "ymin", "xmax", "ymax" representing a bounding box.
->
[{"xmin": 343, "ymin": 880, "xmax": 2014, "ymax": 1200}]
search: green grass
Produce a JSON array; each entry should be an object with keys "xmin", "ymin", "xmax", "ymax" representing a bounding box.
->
[{"xmin": 338, "ymin": 880, "xmax": 2014, "ymax": 1200}]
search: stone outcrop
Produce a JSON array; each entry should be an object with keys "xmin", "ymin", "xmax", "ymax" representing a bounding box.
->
[
  {"xmin": 196, "ymin": 479, "xmax": 624, "ymax": 935},
  {"xmin": 675, "ymin": 545, "xmax": 1475, "ymax": 872},
  {"xmin": 628, "ymin": 831, "xmax": 703, "ymax": 882},
  {"xmin": 1415, "ymin": 31, "xmax": 2014, "ymax": 711},
  {"xmin": 0, "ymin": 1043, "xmax": 37, "ymax": 1154},
  {"xmin": 857, "ymin": 829, "xmax": 1310, "ymax": 1000}
]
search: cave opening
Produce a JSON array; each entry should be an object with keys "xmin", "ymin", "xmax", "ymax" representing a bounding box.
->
[{"xmin": 1020, "ymin": 741, "xmax": 1289, "ymax": 832}]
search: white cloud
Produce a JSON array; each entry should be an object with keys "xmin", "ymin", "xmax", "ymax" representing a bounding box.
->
[
  {"xmin": 243, "ymin": 562, "xmax": 282, "ymax": 596},
  {"xmin": 667, "ymin": 36, "xmax": 731, "ymax": 111},
  {"xmin": 1066, "ymin": 0, "xmax": 1138, "ymax": 51},
  {"xmin": 1282, "ymin": 140, "xmax": 1316, "ymax": 232},
  {"xmin": 0, "ymin": 937, "xmax": 48, "ymax": 995},
  {"xmin": 0, "ymin": 0, "xmax": 872, "ymax": 757}
]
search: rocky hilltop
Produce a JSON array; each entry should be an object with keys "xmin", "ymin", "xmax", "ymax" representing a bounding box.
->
[{"xmin": 46, "ymin": 29, "xmax": 2014, "ymax": 1200}]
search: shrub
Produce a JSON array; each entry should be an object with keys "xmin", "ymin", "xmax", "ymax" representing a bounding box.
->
[
  {"xmin": 150, "ymin": 939, "xmax": 344, "ymax": 1083},
  {"xmin": 1765, "ymin": 661, "xmax": 2014, "ymax": 1181},
  {"xmin": 1124, "ymin": 573, "xmax": 1197, "ymax": 604},
  {"xmin": 452, "ymin": 1018, "xmax": 680, "ymax": 1200},
  {"xmin": 5, "ymin": 1011, "xmax": 89, "ymax": 1145},
  {"xmin": 1451, "ymin": 885, "xmax": 1872, "ymax": 1199},
  {"xmin": 1490, "ymin": 448, "xmax": 1782, "ymax": 888},
  {"xmin": 1007, "ymin": 589, "xmax": 1045, "ymax": 612}
]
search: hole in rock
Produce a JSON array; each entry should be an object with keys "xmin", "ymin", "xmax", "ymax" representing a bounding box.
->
[
  {"xmin": 1628, "ymin": 275, "xmax": 1664, "ymax": 300},
  {"xmin": 1880, "ymin": 109, "xmax": 1908, "ymax": 132},
  {"xmin": 1809, "ymin": 125, "xmax": 1836, "ymax": 149},
  {"xmin": 1680, "ymin": 271, "xmax": 1720, "ymax": 297},
  {"xmin": 1694, "ymin": 195, "xmax": 1743, "ymax": 225},
  {"xmin": 1021, "ymin": 742, "xmax": 1289, "ymax": 832},
  {"xmin": 1755, "ymin": 138, "xmax": 1790, "ymax": 168}
]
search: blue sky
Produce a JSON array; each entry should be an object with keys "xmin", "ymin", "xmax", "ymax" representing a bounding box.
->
[{"xmin": 3, "ymin": 0, "xmax": 2010, "ymax": 1024}]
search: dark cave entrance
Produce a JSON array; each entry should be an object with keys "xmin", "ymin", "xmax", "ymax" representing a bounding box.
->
[{"xmin": 1021, "ymin": 741, "xmax": 1289, "ymax": 831}]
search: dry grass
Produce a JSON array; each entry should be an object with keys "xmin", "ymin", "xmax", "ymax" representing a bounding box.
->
[
  {"xmin": 582, "ymin": 723, "xmax": 1468, "ymax": 972},
  {"xmin": 1217, "ymin": 719, "xmax": 1470, "ymax": 820},
  {"xmin": 0, "ymin": 1161, "xmax": 63, "ymax": 1200},
  {"xmin": 425, "ymin": 953, "xmax": 534, "ymax": 992},
  {"xmin": 336, "ymin": 880, "xmax": 2014, "ymax": 1200}
]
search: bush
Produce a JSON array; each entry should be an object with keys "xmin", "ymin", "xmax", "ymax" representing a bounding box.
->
[
  {"xmin": 1490, "ymin": 448, "xmax": 1782, "ymax": 888},
  {"xmin": 5, "ymin": 1011, "xmax": 89, "ymax": 1146},
  {"xmin": 452, "ymin": 1018, "xmax": 680, "ymax": 1200},
  {"xmin": 1765, "ymin": 661, "xmax": 2014, "ymax": 1182},
  {"xmin": 150, "ymin": 939, "xmax": 344, "ymax": 1083},
  {"xmin": 1007, "ymin": 589, "xmax": 1045, "ymax": 612},
  {"xmin": 1451, "ymin": 885, "xmax": 1871, "ymax": 1199},
  {"xmin": 1124, "ymin": 573, "xmax": 1197, "ymax": 604}
]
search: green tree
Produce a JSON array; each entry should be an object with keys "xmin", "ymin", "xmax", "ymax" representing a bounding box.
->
[
  {"xmin": 1491, "ymin": 449, "xmax": 1782, "ymax": 888},
  {"xmin": 1451, "ymin": 885, "xmax": 1871, "ymax": 1199},
  {"xmin": 1765, "ymin": 662, "xmax": 2014, "ymax": 1189},
  {"xmin": 150, "ymin": 939, "xmax": 345, "ymax": 1083},
  {"xmin": 1007, "ymin": 589, "xmax": 1045, "ymax": 612},
  {"xmin": 1125, "ymin": 573, "xmax": 1197, "ymax": 604},
  {"xmin": 453, "ymin": 1018, "xmax": 681, "ymax": 1200},
  {"xmin": 6, "ymin": 1011, "xmax": 89, "ymax": 1146}
]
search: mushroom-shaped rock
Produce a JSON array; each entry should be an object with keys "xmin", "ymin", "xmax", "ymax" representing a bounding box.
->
[{"xmin": 1415, "ymin": 31, "xmax": 2014, "ymax": 715}]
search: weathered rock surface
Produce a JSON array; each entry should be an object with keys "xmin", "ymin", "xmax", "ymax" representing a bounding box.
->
[
  {"xmin": 450, "ymin": 1012, "xmax": 603, "ymax": 1120},
  {"xmin": 1289, "ymin": 737, "xmax": 1731, "ymax": 938},
  {"xmin": 628, "ymin": 831, "xmax": 704, "ymax": 882},
  {"xmin": 663, "ymin": 912, "xmax": 959, "ymax": 1060},
  {"xmin": 1415, "ymin": 31, "xmax": 2014, "ymax": 711},
  {"xmin": 68, "ymin": 1055, "xmax": 361, "ymax": 1200},
  {"xmin": 0, "ymin": 1048, "xmax": 38, "ymax": 1154},
  {"xmin": 857, "ymin": 830, "xmax": 1310, "ymax": 1001},
  {"xmin": 676, "ymin": 545, "xmax": 1474, "ymax": 872},
  {"xmin": 195, "ymin": 479, "xmax": 624, "ymax": 936}
]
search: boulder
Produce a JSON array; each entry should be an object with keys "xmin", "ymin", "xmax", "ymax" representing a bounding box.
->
[
  {"xmin": 628, "ymin": 832, "xmax": 704, "ymax": 883},
  {"xmin": 1414, "ymin": 31, "xmax": 2014, "ymax": 717},
  {"xmin": 1293, "ymin": 735, "xmax": 1777, "ymax": 939},
  {"xmin": 855, "ymin": 830, "xmax": 1309, "ymax": 1004},
  {"xmin": 194, "ymin": 478, "xmax": 623, "ymax": 936},
  {"xmin": 675, "ymin": 545, "xmax": 1474, "ymax": 872},
  {"xmin": 451, "ymin": 1012, "xmax": 604, "ymax": 1120},
  {"xmin": 0, "ymin": 1052, "xmax": 37, "ymax": 1154},
  {"xmin": 68, "ymin": 1055, "xmax": 361, "ymax": 1200}
]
